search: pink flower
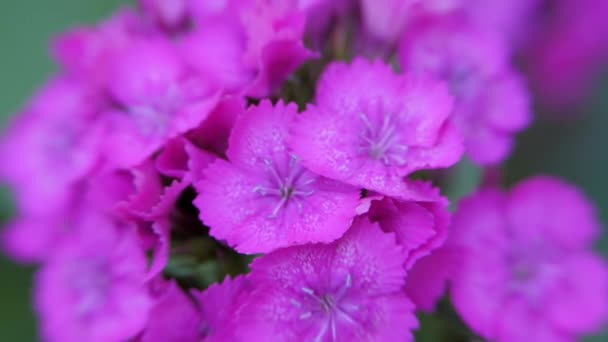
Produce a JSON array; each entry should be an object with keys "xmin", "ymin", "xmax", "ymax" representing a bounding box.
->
[
  {"xmin": 35, "ymin": 212, "xmax": 152, "ymax": 342},
  {"xmin": 236, "ymin": 217, "xmax": 418, "ymax": 341},
  {"xmin": 52, "ymin": 8, "xmax": 157, "ymax": 87},
  {"xmin": 359, "ymin": 0, "xmax": 412, "ymax": 44},
  {"xmin": 290, "ymin": 58, "xmax": 462, "ymax": 195},
  {"xmin": 450, "ymin": 176, "xmax": 608, "ymax": 341},
  {"xmin": 194, "ymin": 100, "xmax": 359, "ymax": 254},
  {"xmin": 399, "ymin": 20, "xmax": 532, "ymax": 165},
  {"xmin": 179, "ymin": 0, "xmax": 314, "ymax": 97},
  {"xmin": 139, "ymin": 0, "xmax": 189, "ymax": 30},
  {"xmin": 102, "ymin": 38, "xmax": 220, "ymax": 168},
  {"xmin": 141, "ymin": 276, "xmax": 252, "ymax": 341},
  {"xmin": 357, "ymin": 180, "xmax": 453, "ymax": 311},
  {"xmin": 186, "ymin": 96, "xmax": 244, "ymax": 156},
  {"xmin": 195, "ymin": 275, "xmax": 252, "ymax": 341},
  {"xmin": 365, "ymin": 180, "xmax": 450, "ymax": 269},
  {"xmin": 154, "ymin": 136, "xmax": 216, "ymax": 182},
  {"xmin": 525, "ymin": 0, "xmax": 608, "ymax": 111},
  {"xmin": 140, "ymin": 280, "xmax": 202, "ymax": 342},
  {"xmin": 0, "ymin": 77, "xmax": 104, "ymax": 215}
]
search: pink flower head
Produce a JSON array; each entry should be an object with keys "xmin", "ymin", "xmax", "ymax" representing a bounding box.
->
[
  {"xmin": 450, "ymin": 176, "xmax": 608, "ymax": 341},
  {"xmin": 103, "ymin": 38, "xmax": 220, "ymax": 168},
  {"xmin": 399, "ymin": 21, "xmax": 532, "ymax": 165},
  {"xmin": 290, "ymin": 58, "xmax": 462, "ymax": 195},
  {"xmin": 195, "ymin": 100, "xmax": 359, "ymax": 254},
  {"xmin": 179, "ymin": 0, "xmax": 314, "ymax": 97},
  {"xmin": 35, "ymin": 212, "xmax": 152, "ymax": 342},
  {"xmin": 0, "ymin": 77, "xmax": 104, "ymax": 215},
  {"xmin": 237, "ymin": 217, "xmax": 418, "ymax": 341}
]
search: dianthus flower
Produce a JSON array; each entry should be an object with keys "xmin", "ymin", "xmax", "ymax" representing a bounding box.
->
[
  {"xmin": 450, "ymin": 176, "xmax": 608, "ymax": 341},
  {"xmin": 399, "ymin": 20, "xmax": 531, "ymax": 165},
  {"xmin": 140, "ymin": 276, "xmax": 251, "ymax": 341},
  {"xmin": 53, "ymin": 8, "xmax": 157, "ymax": 87},
  {"xmin": 357, "ymin": 180, "xmax": 453, "ymax": 311},
  {"xmin": 102, "ymin": 37, "xmax": 220, "ymax": 168},
  {"xmin": 195, "ymin": 100, "xmax": 360, "ymax": 253},
  {"xmin": 35, "ymin": 212, "xmax": 151, "ymax": 342},
  {"xmin": 525, "ymin": 0, "xmax": 608, "ymax": 110},
  {"xmin": 0, "ymin": 77, "xmax": 103, "ymax": 214},
  {"xmin": 140, "ymin": 280, "xmax": 202, "ymax": 342},
  {"xmin": 290, "ymin": 58, "xmax": 462, "ymax": 195},
  {"xmin": 359, "ymin": 180, "xmax": 450, "ymax": 269},
  {"xmin": 236, "ymin": 217, "xmax": 418, "ymax": 341},
  {"xmin": 179, "ymin": 0, "xmax": 314, "ymax": 97}
]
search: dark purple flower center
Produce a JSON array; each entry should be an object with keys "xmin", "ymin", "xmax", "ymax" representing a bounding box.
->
[
  {"xmin": 253, "ymin": 155, "xmax": 316, "ymax": 218},
  {"xmin": 359, "ymin": 113, "xmax": 408, "ymax": 166}
]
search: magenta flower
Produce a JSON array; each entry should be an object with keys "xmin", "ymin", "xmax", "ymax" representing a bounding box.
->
[
  {"xmin": 404, "ymin": 246, "xmax": 457, "ymax": 312},
  {"xmin": 359, "ymin": 0, "xmax": 412, "ymax": 44},
  {"xmin": 364, "ymin": 180, "xmax": 450, "ymax": 269},
  {"xmin": 53, "ymin": 8, "xmax": 157, "ymax": 87},
  {"xmin": 290, "ymin": 58, "xmax": 462, "ymax": 195},
  {"xmin": 525, "ymin": 0, "xmax": 608, "ymax": 110},
  {"xmin": 141, "ymin": 276, "xmax": 251, "ymax": 341},
  {"xmin": 399, "ymin": 20, "xmax": 532, "ymax": 165},
  {"xmin": 187, "ymin": 97, "xmax": 244, "ymax": 156},
  {"xmin": 450, "ymin": 176, "xmax": 608, "ymax": 341},
  {"xmin": 0, "ymin": 77, "xmax": 104, "ymax": 215},
  {"xmin": 356, "ymin": 180, "xmax": 453, "ymax": 312},
  {"xmin": 155, "ymin": 136, "xmax": 216, "ymax": 182},
  {"xmin": 139, "ymin": 0, "xmax": 188, "ymax": 30},
  {"xmin": 179, "ymin": 0, "xmax": 314, "ymax": 97},
  {"xmin": 102, "ymin": 38, "xmax": 220, "ymax": 168},
  {"xmin": 195, "ymin": 100, "xmax": 359, "ymax": 254},
  {"xmin": 140, "ymin": 280, "xmax": 202, "ymax": 342},
  {"xmin": 35, "ymin": 213, "xmax": 152, "ymax": 342},
  {"xmin": 195, "ymin": 275, "xmax": 252, "ymax": 341},
  {"xmin": 236, "ymin": 217, "xmax": 418, "ymax": 341}
]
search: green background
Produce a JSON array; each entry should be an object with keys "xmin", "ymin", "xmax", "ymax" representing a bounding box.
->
[{"xmin": 0, "ymin": 1, "xmax": 606, "ymax": 340}]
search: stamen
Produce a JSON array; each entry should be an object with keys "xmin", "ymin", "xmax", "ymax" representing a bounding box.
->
[
  {"xmin": 300, "ymin": 312, "xmax": 313, "ymax": 320},
  {"xmin": 359, "ymin": 112, "xmax": 408, "ymax": 166}
]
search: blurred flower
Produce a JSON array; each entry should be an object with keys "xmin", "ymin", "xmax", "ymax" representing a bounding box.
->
[
  {"xmin": 35, "ymin": 213, "xmax": 151, "ymax": 342},
  {"xmin": 399, "ymin": 19, "xmax": 531, "ymax": 165},
  {"xmin": 450, "ymin": 176, "xmax": 608, "ymax": 341}
]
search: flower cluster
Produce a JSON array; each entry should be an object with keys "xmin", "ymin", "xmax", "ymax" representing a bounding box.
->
[{"xmin": 1, "ymin": 0, "xmax": 607, "ymax": 341}]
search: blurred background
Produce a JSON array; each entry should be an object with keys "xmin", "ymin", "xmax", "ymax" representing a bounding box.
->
[{"xmin": 0, "ymin": 1, "xmax": 606, "ymax": 340}]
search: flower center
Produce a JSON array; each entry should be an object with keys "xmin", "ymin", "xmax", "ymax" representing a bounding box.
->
[
  {"xmin": 292, "ymin": 274, "xmax": 357, "ymax": 342},
  {"xmin": 506, "ymin": 242, "xmax": 562, "ymax": 304},
  {"xmin": 127, "ymin": 83, "xmax": 181, "ymax": 137},
  {"xmin": 359, "ymin": 112, "xmax": 408, "ymax": 166},
  {"xmin": 439, "ymin": 63, "xmax": 480, "ymax": 102},
  {"xmin": 253, "ymin": 155, "xmax": 316, "ymax": 218}
]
